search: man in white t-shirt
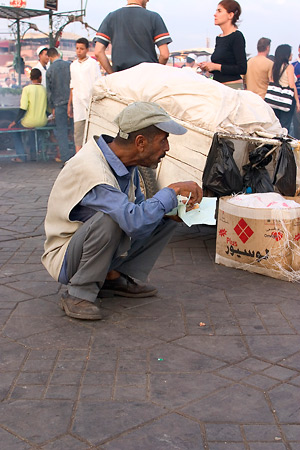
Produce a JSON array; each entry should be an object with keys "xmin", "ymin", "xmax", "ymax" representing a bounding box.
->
[
  {"xmin": 34, "ymin": 46, "xmax": 49, "ymax": 88},
  {"xmin": 68, "ymin": 38, "xmax": 101, "ymax": 152}
]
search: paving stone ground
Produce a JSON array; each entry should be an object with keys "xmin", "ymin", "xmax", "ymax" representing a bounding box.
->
[{"xmin": 0, "ymin": 160, "xmax": 300, "ymax": 450}]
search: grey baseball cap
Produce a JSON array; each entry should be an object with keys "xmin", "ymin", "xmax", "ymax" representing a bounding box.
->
[{"xmin": 114, "ymin": 102, "xmax": 187, "ymax": 139}]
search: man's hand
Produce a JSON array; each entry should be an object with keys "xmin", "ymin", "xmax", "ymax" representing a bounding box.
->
[
  {"xmin": 8, "ymin": 121, "xmax": 15, "ymax": 129},
  {"xmin": 168, "ymin": 181, "xmax": 203, "ymax": 205},
  {"xmin": 199, "ymin": 62, "xmax": 221, "ymax": 73},
  {"xmin": 67, "ymin": 103, "xmax": 73, "ymax": 118}
]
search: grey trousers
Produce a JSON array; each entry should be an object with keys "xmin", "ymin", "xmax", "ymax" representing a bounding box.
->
[{"xmin": 65, "ymin": 211, "xmax": 177, "ymax": 302}]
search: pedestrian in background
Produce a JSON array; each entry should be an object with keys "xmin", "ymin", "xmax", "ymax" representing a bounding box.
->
[
  {"xmin": 269, "ymin": 44, "xmax": 300, "ymax": 133},
  {"xmin": 199, "ymin": 0, "xmax": 247, "ymax": 89},
  {"xmin": 244, "ymin": 37, "xmax": 273, "ymax": 99},
  {"xmin": 34, "ymin": 46, "xmax": 49, "ymax": 88},
  {"xmin": 182, "ymin": 53, "xmax": 199, "ymax": 72},
  {"xmin": 68, "ymin": 38, "xmax": 101, "ymax": 152},
  {"xmin": 292, "ymin": 44, "xmax": 300, "ymax": 139},
  {"xmin": 46, "ymin": 47, "xmax": 74, "ymax": 163},
  {"xmin": 11, "ymin": 77, "xmax": 18, "ymax": 89},
  {"xmin": 8, "ymin": 68, "xmax": 48, "ymax": 162},
  {"xmin": 94, "ymin": 0, "xmax": 172, "ymax": 73},
  {"xmin": 3, "ymin": 76, "xmax": 11, "ymax": 88}
]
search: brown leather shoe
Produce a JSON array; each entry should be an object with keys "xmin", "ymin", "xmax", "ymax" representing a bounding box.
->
[
  {"xmin": 99, "ymin": 274, "xmax": 157, "ymax": 298},
  {"xmin": 60, "ymin": 293, "xmax": 102, "ymax": 320}
]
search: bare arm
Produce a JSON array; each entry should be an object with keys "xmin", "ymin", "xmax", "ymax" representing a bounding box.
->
[
  {"xmin": 158, "ymin": 44, "xmax": 169, "ymax": 65},
  {"xmin": 67, "ymin": 89, "xmax": 73, "ymax": 118},
  {"xmin": 268, "ymin": 63, "xmax": 273, "ymax": 82},
  {"xmin": 94, "ymin": 42, "xmax": 113, "ymax": 74}
]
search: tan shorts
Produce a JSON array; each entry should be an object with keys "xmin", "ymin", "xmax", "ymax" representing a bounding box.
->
[{"xmin": 74, "ymin": 120, "xmax": 86, "ymax": 147}]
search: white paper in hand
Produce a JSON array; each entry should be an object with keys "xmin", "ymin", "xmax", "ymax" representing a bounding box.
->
[{"xmin": 167, "ymin": 196, "xmax": 217, "ymax": 226}]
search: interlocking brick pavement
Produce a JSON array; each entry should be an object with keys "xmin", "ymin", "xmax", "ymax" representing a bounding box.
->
[{"xmin": 0, "ymin": 160, "xmax": 300, "ymax": 449}]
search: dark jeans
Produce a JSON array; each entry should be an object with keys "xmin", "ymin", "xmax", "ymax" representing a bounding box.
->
[
  {"xmin": 12, "ymin": 126, "xmax": 36, "ymax": 161},
  {"xmin": 55, "ymin": 104, "xmax": 74, "ymax": 162},
  {"xmin": 274, "ymin": 98, "xmax": 296, "ymax": 134},
  {"xmin": 292, "ymin": 108, "xmax": 300, "ymax": 139}
]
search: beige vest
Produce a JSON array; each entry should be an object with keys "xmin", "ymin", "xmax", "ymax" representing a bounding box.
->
[{"xmin": 42, "ymin": 136, "xmax": 135, "ymax": 280}]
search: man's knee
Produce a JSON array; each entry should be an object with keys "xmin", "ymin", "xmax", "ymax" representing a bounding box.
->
[
  {"xmin": 65, "ymin": 212, "xmax": 124, "ymax": 282},
  {"xmin": 86, "ymin": 212, "xmax": 123, "ymax": 245}
]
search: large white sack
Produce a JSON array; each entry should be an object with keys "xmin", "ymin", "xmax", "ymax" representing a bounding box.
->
[{"xmin": 92, "ymin": 63, "xmax": 283, "ymax": 136}]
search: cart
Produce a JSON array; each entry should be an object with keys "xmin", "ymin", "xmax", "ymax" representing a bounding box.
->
[{"xmin": 84, "ymin": 63, "xmax": 300, "ymax": 197}]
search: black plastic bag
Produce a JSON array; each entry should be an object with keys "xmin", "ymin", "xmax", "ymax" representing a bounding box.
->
[
  {"xmin": 248, "ymin": 145, "xmax": 273, "ymax": 168},
  {"xmin": 243, "ymin": 164, "xmax": 274, "ymax": 193},
  {"xmin": 272, "ymin": 141, "xmax": 296, "ymax": 196},
  {"xmin": 202, "ymin": 134, "xmax": 243, "ymax": 196},
  {"xmin": 242, "ymin": 144, "xmax": 274, "ymax": 193}
]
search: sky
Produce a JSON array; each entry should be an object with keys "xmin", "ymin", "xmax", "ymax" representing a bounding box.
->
[{"xmin": 0, "ymin": 0, "xmax": 299, "ymax": 59}]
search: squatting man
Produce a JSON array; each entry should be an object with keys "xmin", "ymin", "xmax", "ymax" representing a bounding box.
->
[{"xmin": 42, "ymin": 102, "xmax": 203, "ymax": 320}]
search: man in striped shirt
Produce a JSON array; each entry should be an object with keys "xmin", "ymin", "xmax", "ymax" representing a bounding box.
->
[{"xmin": 94, "ymin": 0, "xmax": 172, "ymax": 74}]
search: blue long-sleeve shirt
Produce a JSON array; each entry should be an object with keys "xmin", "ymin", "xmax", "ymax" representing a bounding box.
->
[{"xmin": 58, "ymin": 135, "xmax": 177, "ymax": 283}]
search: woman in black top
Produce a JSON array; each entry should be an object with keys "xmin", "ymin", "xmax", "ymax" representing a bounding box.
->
[{"xmin": 200, "ymin": 0, "xmax": 247, "ymax": 89}]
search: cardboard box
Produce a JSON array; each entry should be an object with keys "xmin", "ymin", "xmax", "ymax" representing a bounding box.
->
[{"xmin": 215, "ymin": 196, "xmax": 300, "ymax": 281}]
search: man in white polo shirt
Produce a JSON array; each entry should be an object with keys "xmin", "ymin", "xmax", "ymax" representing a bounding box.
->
[{"xmin": 68, "ymin": 37, "xmax": 101, "ymax": 152}]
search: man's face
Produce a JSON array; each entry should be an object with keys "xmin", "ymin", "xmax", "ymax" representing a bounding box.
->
[
  {"xmin": 298, "ymin": 46, "xmax": 300, "ymax": 59},
  {"xmin": 76, "ymin": 43, "xmax": 88, "ymax": 60},
  {"xmin": 39, "ymin": 50, "xmax": 49, "ymax": 66},
  {"xmin": 140, "ymin": 129, "xmax": 170, "ymax": 169}
]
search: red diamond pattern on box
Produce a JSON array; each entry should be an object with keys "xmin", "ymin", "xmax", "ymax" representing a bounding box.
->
[{"xmin": 234, "ymin": 219, "xmax": 254, "ymax": 243}]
